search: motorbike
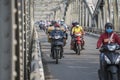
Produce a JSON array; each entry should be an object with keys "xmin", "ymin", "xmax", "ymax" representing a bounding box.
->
[
  {"xmin": 50, "ymin": 30, "xmax": 65, "ymax": 64},
  {"xmin": 98, "ymin": 43, "xmax": 120, "ymax": 80},
  {"xmin": 73, "ymin": 33, "xmax": 84, "ymax": 55}
]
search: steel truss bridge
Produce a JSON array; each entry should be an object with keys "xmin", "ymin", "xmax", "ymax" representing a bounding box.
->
[{"xmin": 0, "ymin": 0, "xmax": 120, "ymax": 80}]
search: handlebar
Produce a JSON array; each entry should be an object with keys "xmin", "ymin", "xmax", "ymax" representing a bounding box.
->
[{"xmin": 98, "ymin": 44, "xmax": 120, "ymax": 52}]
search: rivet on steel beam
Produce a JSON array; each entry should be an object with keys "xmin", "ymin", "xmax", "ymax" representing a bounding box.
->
[
  {"xmin": 20, "ymin": 45, "xmax": 22, "ymax": 49},
  {"xmin": 13, "ymin": 8, "xmax": 17, "ymax": 13},
  {"xmin": 13, "ymin": 24, "xmax": 17, "ymax": 30},
  {"xmin": 19, "ymin": 32, "xmax": 22, "ymax": 37},
  {"xmin": 13, "ymin": 55, "xmax": 17, "ymax": 62},
  {"xmin": 19, "ymin": 18, "xmax": 22, "ymax": 22},
  {"xmin": 14, "ymin": 40, "xmax": 17, "ymax": 45},
  {"xmin": 13, "ymin": 71, "xmax": 17, "ymax": 77},
  {"xmin": 18, "ymin": 2, "xmax": 21, "ymax": 7},
  {"xmin": 20, "ymin": 39, "xmax": 22, "ymax": 44}
]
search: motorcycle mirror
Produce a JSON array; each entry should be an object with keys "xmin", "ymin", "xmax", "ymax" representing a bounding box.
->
[
  {"xmin": 118, "ymin": 45, "xmax": 120, "ymax": 50},
  {"xmin": 116, "ymin": 45, "xmax": 120, "ymax": 50}
]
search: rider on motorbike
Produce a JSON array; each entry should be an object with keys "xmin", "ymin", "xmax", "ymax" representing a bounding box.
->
[
  {"xmin": 70, "ymin": 21, "xmax": 77, "ymax": 36},
  {"xmin": 47, "ymin": 21, "xmax": 56, "ymax": 42},
  {"xmin": 60, "ymin": 20, "xmax": 68, "ymax": 39},
  {"xmin": 96, "ymin": 22, "xmax": 120, "ymax": 80},
  {"xmin": 49, "ymin": 22, "xmax": 67, "ymax": 58},
  {"xmin": 96, "ymin": 22, "xmax": 120, "ymax": 49},
  {"xmin": 70, "ymin": 22, "xmax": 85, "ymax": 50}
]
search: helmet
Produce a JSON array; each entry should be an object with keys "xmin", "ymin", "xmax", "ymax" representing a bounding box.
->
[
  {"xmin": 75, "ymin": 22, "xmax": 79, "ymax": 25},
  {"xmin": 54, "ymin": 23, "xmax": 61, "ymax": 30},
  {"xmin": 51, "ymin": 20, "xmax": 57, "ymax": 25},
  {"xmin": 72, "ymin": 22, "xmax": 75, "ymax": 26},
  {"xmin": 60, "ymin": 20, "xmax": 64, "ymax": 25},
  {"xmin": 61, "ymin": 19, "xmax": 64, "ymax": 22},
  {"xmin": 54, "ymin": 22, "xmax": 60, "ymax": 27},
  {"xmin": 72, "ymin": 21, "xmax": 76, "ymax": 26},
  {"xmin": 72, "ymin": 21, "xmax": 79, "ymax": 26},
  {"xmin": 105, "ymin": 23, "xmax": 113, "ymax": 33},
  {"xmin": 105, "ymin": 22, "xmax": 113, "ymax": 29}
]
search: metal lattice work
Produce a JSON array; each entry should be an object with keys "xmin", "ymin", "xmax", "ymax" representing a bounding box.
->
[
  {"xmin": 0, "ymin": 0, "xmax": 120, "ymax": 80},
  {"xmin": 34, "ymin": 0, "xmax": 65, "ymax": 21},
  {"xmin": 0, "ymin": 0, "xmax": 34, "ymax": 80}
]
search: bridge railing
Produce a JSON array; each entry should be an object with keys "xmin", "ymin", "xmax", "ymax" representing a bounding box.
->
[
  {"xmin": 84, "ymin": 27, "xmax": 120, "ymax": 37},
  {"xmin": 30, "ymin": 26, "xmax": 45, "ymax": 80}
]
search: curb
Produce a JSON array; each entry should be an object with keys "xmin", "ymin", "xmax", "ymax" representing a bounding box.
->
[{"xmin": 30, "ymin": 27, "xmax": 45, "ymax": 80}]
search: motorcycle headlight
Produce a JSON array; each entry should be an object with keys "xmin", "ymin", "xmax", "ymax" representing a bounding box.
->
[
  {"xmin": 115, "ymin": 55, "xmax": 120, "ymax": 64},
  {"xmin": 104, "ymin": 55, "xmax": 111, "ymax": 64},
  {"xmin": 54, "ymin": 35, "xmax": 61, "ymax": 39},
  {"xmin": 107, "ymin": 45, "xmax": 116, "ymax": 51}
]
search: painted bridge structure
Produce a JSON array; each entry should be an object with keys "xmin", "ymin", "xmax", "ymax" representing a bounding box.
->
[{"xmin": 0, "ymin": 0, "xmax": 120, "ymax": 80}]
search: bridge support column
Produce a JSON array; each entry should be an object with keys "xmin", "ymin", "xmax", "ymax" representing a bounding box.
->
[
  {"xmin": 71, "ymin": 1, "xmax": 74, "ymax": 22},
  {"xmin": 89, "ymin": 14, "xmax": 92, "ymax": 28},
  {"xmin": 65, "ymin": 2, "xmax": 72, "ymax": 25},
  {"xmin": 103, "ymin": 0, "xmax": 108, "ymax": 25},
  {"xmin": 85, "ymin": 7, "xmax": 88, "ymax": 27},
  {"xmin": 98, "ymin": 9, "xmax": 101, "ymax": 30},
  {"xmin": 82, "ymin": 3, "xmax": 85, "ymax": 27},
  {"xmin": 76, "ymin": 0, "xmax": 78, "ymax": 21},
  {"xmin": 0, "ymin": 0, "xmax": 16, "ymax": 80},
  {"xmin": 72, "ymin": 1, "xmax": 76, "ymax": 21},
  {"xmin": 113, "ymin": 0, "xmax": 119, "ymax": 31},
  {"xmin": 79, "ymin": 0, "xmax": 82, "ymax": 26}
]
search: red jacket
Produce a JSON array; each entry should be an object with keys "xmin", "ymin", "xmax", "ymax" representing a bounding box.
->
[{"xmin": 97, "ymin": 32, "xmax": 120, "ymax": 48}]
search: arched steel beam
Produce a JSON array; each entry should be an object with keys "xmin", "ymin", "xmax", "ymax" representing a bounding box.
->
[
  {"xmin": 64, "ymin": 0, "xmax": 93, "ymax": 19},
  {"xmin": 93, "ymin": 0, "xmax": 104, "ymax": 17},
  {"xmin": 82, "ymin": 0, "xmax": 93, "ymax": 16}
]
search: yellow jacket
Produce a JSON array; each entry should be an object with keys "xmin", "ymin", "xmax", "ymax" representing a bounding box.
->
[
  {"xmin": 47, "ymin": 26, "xmax": 55, "ymax": 33},
  {"xmin": 71, "ymin": 26, "xmax": 84, "ymax": 34}
]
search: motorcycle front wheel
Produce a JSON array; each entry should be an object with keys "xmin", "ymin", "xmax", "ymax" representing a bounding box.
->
[
  {"xmin": 54, "ymin": 49, "xmax": 59, "ymax": 64},
  {"xmin": 75, "ymin": 44, "xmax": 81, "ymax": 55},
  {"xmin": 108, "ymin": 72, "xmax": 118, "ymax": 80}
]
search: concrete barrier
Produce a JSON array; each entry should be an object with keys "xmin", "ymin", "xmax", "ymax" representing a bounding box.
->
[
  {"xmin": 85, "ymin": 32, "xmax": 100, "ymax": 38},
  {"xmin": 30, "ymin": 27, "xmax": 45, "ymax": 80}
]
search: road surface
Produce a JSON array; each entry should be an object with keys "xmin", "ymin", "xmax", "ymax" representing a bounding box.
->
[{"xmin": 38, "ymin": 29, "xmax": 100, "ymax": 80}]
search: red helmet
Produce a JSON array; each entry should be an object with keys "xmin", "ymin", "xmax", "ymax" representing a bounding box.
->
[{"xmin": 54, "ymin": 23, "xmax": 60, "ymax": 27}]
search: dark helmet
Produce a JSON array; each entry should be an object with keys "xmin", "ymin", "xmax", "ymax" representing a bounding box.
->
[
  {"xmin": 105, "ymin": 22, "xmax": 114, "ymax": 33},
  {"xmin": 72, "ymin": 21, "xmax": 79, "ymax": 26},
  {"xmin": 51, "ymin": 20, "xmax": 57, "ymax": 25},
  {"xmin": 72, "ymin": 21, "xmax": 75, "ymax": 25},
  {"xmin": 75, "ymin": 22, "xmax": 79, "ymax": 25},
  {"xmin": 105, "ymin": 22, "xmax": 114, "ymax": 29},
  {"xmin": 54, "ymin": 23, "xmax": 60, "ymax": 27}
]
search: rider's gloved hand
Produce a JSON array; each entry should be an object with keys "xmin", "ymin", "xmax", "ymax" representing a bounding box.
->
[{"xmin": 71, "ymin": 34, "xmax": 74, "ymax": 37}]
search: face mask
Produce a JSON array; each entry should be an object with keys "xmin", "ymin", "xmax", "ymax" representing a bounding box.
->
[
  {"xmin": 76, "ymin": 26, "xmax": 79, "ymax": 28},
  {"xmin": 106, "ymin": 28, "xmax": 113, "ymax": 33},
  {"xmin": 76, "ymin": 25, "xmax": 79, "ymax": 27}
]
